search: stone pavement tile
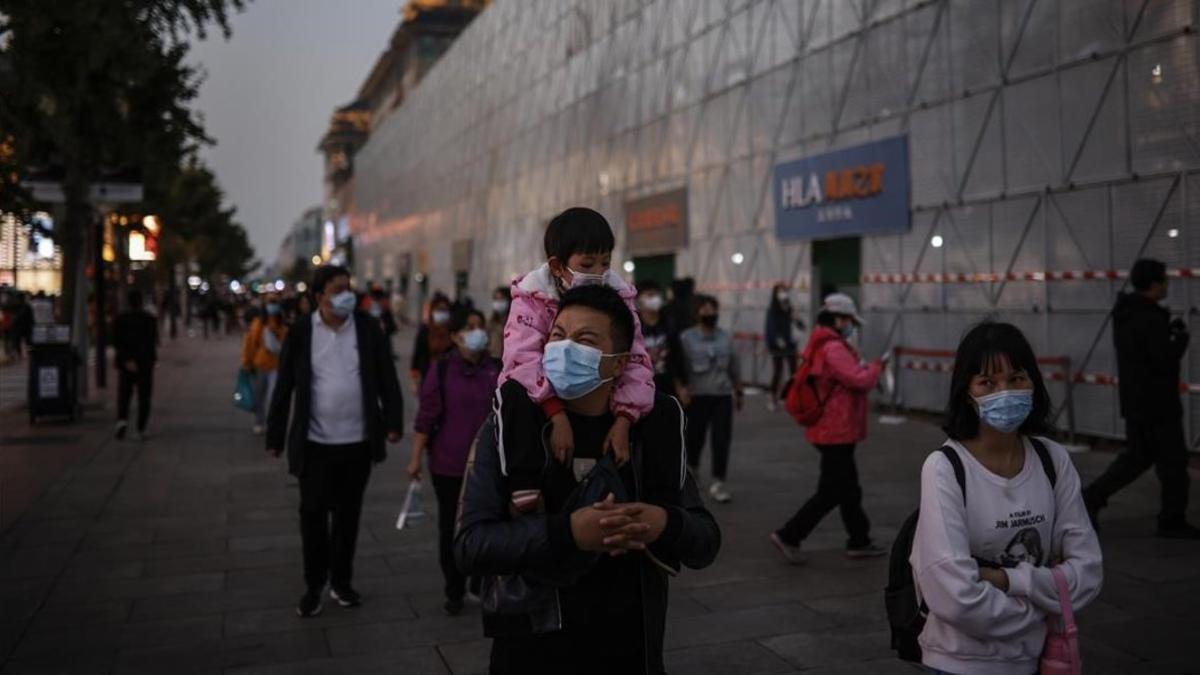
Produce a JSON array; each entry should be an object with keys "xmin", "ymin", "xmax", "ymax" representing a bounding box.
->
[
  {"xmin": 801, "ymin": 591, "xmax": 888, "ymax": 626},
  {"xmin": 664, "ymin": 594, "xmax": 711, "ymax": 621},
  {"xmin": 1, "ymin": 656, "xmax": 115, "ymax": 674},
  {"xmin": 664, "ymin": 640, "xmax": 794, "ymax": 675},
  {"xmin": 795, "ymin": 657, "xmax": 920, "ymax": 674},
  {"xmin": 59, "ymin": 560, "xmax": 143, "ymax": 582},
  {"xmin": 0, "ymin": 578, "xmax": 53, "ymax": 624},
  {"xmin": 1102, "ymin": 543, "xmax": 1200, "ymax": 583},
  {"xmin": 1122, "ymin": 659, "xmax": 1200, "ymax": 675},
  {"xmin": 45, "ymin": 571, "xmax": 224, "ymax": 604},
  {"xmin": 663, "ymin": 603, "xmax": 834, "ymax": 650},
  {"xmin": 324, "ymin": 614, "xmax": 483, "ymax": 656},
  {"xmin": 223, "ymin": 593, "xmax": 418, "ymax": 638},
  {"xmin": 682, "ymin": 569, "xmax": 874, "ymax": 613},
  {"xmin": 140, "ymin": 549, "xmax": 295, "ymax": 578},
  {"xmin": 129, "ymin": 587, "xmax": 287, "ymax": 621},
  {"xmin": 78, "ymin": 525, "xmax": 156, "ymax": 550},
  {"xmin": 27, "ymin": 599, "xmax": 132, "ymax": 630},
  {"xmin": 227, "ymin": 507, "xmax": 295, "ymax": 526},
  {"xmin": 9, "ymin": 518, "xmax": 93, "ymax": 548},
  {"xmin": 0, "ymin": 621, "xmax": 23, "ymax": 661},
  {"xmin": 11, "ymin": 615, "xmax": 221, "ymax": 664},
  {"xmin": 404, "ymin": 591, "xmax": 482, "ymax": 620},
  {"xmin": 224, "ymin": 556, "xmax": 392, "ymax": 593},
  {"xmin": 759, "ymin": 625, "xmax": 894, "ymax": 670},
  {"xmin": 1084, "ymin": 617, "xmax": 1199, "ymax": 662},
  {"xmin": 435, "ymin": 638, "xmax": 490, "ymax": 675},
  {"xmin": 68, "ymin": 537, "xmax": 229, "ymax": 566},
  {"xmin": 225, "ymin": 646, "xmax": 450, "ymax": 675},
  {"xmin": 227, "ymin": 533, "xmax": 302, "ymax": 554},
  {"xmin": 0, "ymin": 546, "xmax": 74, "ymax": 580},
  {"xmin": 111, "ymin": 627, "xmax": 329, "ymax": 674},
  {"xmin": 1078, "ymin": 638, "xmax": 1145, "ymax": 675}
]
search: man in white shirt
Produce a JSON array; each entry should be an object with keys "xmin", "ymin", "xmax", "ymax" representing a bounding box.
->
[{"xmin": 267, "ymin": 265, "xmax": 404, "ymax": 618}]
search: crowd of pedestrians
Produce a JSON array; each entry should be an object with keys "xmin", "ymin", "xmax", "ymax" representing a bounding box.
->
[{"xmin": 177, "ymin": 195, "xmax": 1191, "ymax": 675}]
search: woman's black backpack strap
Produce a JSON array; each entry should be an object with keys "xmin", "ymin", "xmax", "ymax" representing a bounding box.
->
[
  {"xmin": 1029, "ymin": 437, "xmax": 1058, "ymax": 488},
  {"xmin": 938, "ymin": 445, "xmax": 967, "ymax": 505}
]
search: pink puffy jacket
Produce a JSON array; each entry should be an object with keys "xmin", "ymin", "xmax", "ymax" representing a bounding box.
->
[
  {"xmin": 803, "ymin": 326, "xmax": 883, "ymax": 446},
  {"xmin": 498, "ymin": 263, "xmax": 656, "ymax": 421}
]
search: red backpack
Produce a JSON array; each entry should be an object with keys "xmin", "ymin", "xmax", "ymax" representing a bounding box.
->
[{"xmin": 784, "ymin": 330, "xmax": 839, "ymax": 426}]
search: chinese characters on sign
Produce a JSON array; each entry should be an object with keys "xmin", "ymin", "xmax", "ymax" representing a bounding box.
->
[{"xmin": 774, "ymin": 135, "xmax": 911, "ymax": 240}]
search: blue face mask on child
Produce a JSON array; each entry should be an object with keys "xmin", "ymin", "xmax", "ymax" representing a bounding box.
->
[
  {"xmin": 973, "ymin": 389, "xmax": 1033, "ymax": 433},
  {"xmin": 542, "ymin": 339, "xmax": 625, "ymax": 400}
]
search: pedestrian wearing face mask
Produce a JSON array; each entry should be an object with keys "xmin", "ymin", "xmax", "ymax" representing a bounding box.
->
[
  {"xmin": 765, "ymin": 283, "xmax": 804, "ymax": 411},
  {"xmin": 411, "ymin": 293, "xmax": 454, "ymax": 388},
  {"xmin": 769, "ymin": 293, "xmax": 885, "ymax": 560},
  {"xmin": 498, "ymin": 207, "xmax": 655, "ymax": 517},
  {"xmin": 678, "ymin": 295, "xmax": 743, "ymax": 503},
  {"xmin": 363, "ymin": 288, "xmax": 398, "ymax": 361},
  {"xmin": 266, "ymin": 265, "xmax": 405, "ymax": 618},
  {"xmin": 908, "ymin": 321, "xmax": 1101, "ymax": 675},
  {"xmin": 487, "ymin": 286, "xmax": 511, "ymax": 360},
  {"xmin": 636, "ymin": 280, "xmax": 688, "ymax": 399},
  {"xmin": 408, "ymin": 308, "xmax": 499, "ymax": 616},
  {"xmin": 241, "ymin": 293, "xmax": 289, "ymax": 435}
]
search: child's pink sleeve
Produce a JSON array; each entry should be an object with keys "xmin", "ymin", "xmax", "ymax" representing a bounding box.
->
[
  {"xmin": 499, "ymin": 291, "xmax": 557, "ymax": 405},
  {"xmin": 611, "ymin": 294, "xmax": 656, "ymax": 421}
]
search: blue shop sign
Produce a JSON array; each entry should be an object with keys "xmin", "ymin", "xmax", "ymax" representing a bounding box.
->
[{"xmin": 774, "ymin": 135, "xmax": 910, "ymax": 240}]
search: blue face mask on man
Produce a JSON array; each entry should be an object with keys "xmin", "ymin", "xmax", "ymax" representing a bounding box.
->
[
  {"xmin": 330, "ymin": 290, "xmax": 357, "ymax": 318},
  {"xmin": 266, "ymin": 303, "xmax": 281, "ymax": 316},
  {"xmin": 542, "ymin": 339, "xmax": 625, "ymax": 400},
  {"xmin": 973, "ymin": 389, "xmax": 1033, "ymax": 433}
]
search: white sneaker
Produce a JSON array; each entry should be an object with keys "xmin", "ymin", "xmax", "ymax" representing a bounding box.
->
[
  {"xmin": 769, "ymin": 532, "xmax": 807, "ymax": 565},
  {"xmin": 766, "ymin": 398, "xmax": 778, "ymax": 412},
  {"xmin": 252, "ymin": 424, "xmax": 265, "ymax": 435},
  {"xmin": 708, "ymin": 481, "xmax": 732, "ymax": 504}
]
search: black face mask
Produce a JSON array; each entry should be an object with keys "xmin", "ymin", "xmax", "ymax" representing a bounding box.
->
[{"xmin": 700, "ymin": 315, "xmax": 718, "ymax": 328}]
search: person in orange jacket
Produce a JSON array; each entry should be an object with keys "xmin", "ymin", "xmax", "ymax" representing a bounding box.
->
[{"xmin": 242, "ymin": 294, "xmax": 289, "ymax": 434}]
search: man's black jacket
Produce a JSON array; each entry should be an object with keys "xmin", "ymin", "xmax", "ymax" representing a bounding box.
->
[
  {"xmin": 113, "ymin": 310, "xmax": 158, "ymax": 368},
  {"xmin": 266, "ymin": 311, "xmax": 404, "ymax": 476},
  {"xmin": 454, "ymin": 383, "xmax": 721, "ymax": 674},
  {"xmin": 1112, "ymin": 291, "xmax": 1189, "ymax": 421}
]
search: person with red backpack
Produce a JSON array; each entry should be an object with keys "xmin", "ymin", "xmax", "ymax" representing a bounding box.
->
[{"xmin": 770, "ymin": 293, "xmax": 886, "ymax": 563}]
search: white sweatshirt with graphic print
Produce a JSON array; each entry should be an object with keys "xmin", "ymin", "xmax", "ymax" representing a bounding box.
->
[{"xmin": 911, "ymin": 437, "xmax": 1103, "ymax": 675}]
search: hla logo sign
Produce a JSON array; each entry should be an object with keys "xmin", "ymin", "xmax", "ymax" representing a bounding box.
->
[
  {"xmin": 779, "ymin": 163, "xmax": 885, "ymax": 224},
  {"xmin": 774, "ymin": 136, "xmax": 910, "ymax": 240}
]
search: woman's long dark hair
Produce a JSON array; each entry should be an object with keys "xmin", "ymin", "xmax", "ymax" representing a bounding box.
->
[
  {"xmin": 943, "ymin": 321, "xmax": 1053, "ymax": 440},
  {"xmin": 768, "ymin": 283, "xmax": 790, "ymax": 316}
]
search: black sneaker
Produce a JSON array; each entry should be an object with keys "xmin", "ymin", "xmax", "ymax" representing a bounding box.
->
[
  {"xmin": 443, "ymin": 597, "xmax": 464, "ymax": 616},
  {"xmin": 114, "ymin": 421, "xmax": 128, "ymax": 440},
  {"xmin": 296, "ymin": 591, "xmax": 323, "ymax": 617},
  {"xmin": 1155, "ymin": 523, "xmax": 1200, "ymax": 540},
  {"xmin": 329, "ymin": 586, "xmax": 362, "ymax": 608},
  {"xmin": 845, "ymin": 543, "xmax": 888, "ymax": 559}
]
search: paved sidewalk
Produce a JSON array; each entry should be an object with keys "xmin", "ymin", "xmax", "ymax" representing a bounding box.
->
[{"xmin": 1, "ymin": 330, "xmax": 1197, "ymax": 674}]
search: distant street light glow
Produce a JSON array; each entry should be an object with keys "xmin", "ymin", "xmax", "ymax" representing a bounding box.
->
[
  {"xmin": 296, "ymin": 282, "xmax": 308, "ymax": 293},
  {"xmin": 187, "ymin": 275, "xmax": 201, "ymax": 290},
  {"xmin": 623, "ymin": 261, "xmax": 635, "ymax": 273},
  {"xmin": 731, "ymin": 252, "xmax": 745, "ymax": 265},
  {"xmin": 311, "ymin": 255, "xmax": 323, "ymax": 266},
  {"xmin": 274, "ymin": 279, "xmax": 286, "ymax": 291},
  {"xmin": 931, "ymin": 235, "xmax": 944, "ymax": 248}
]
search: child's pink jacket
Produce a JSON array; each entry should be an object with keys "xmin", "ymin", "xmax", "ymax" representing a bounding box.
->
[{"xmin": 498, "ymin": 263, "xmax": 655, "ymax": 421}]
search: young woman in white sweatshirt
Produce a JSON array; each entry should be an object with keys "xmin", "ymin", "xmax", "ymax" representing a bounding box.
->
[{"xmin": 911, "ymin": 321, "xmax": 1103, "ymax": 675}]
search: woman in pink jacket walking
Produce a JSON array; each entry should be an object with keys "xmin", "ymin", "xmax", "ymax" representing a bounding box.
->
[{"xmin": 770, "ymin": 293, "xmax": 886, "ymax": 564}]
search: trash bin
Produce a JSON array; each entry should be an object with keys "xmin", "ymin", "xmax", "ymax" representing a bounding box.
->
[{"xmin": 28, "ymin": 324, "xmax": 79, "ymax": 424}]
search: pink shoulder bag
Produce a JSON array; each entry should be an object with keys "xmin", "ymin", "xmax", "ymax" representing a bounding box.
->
[{"xmin": 1040, "ymin": 566, "xmax": 1081, "ymax": 675}]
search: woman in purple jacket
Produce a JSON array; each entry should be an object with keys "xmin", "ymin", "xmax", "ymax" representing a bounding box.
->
[{"xmin": 408, "ymin": 307, "xmax": 501, "ymax": 615}]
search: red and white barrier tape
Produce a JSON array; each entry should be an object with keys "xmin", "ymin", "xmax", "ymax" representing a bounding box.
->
[
  {"xmin": 901, "ymin": 360, "xmax": 1200, "ymax": 394},
  {"xmin": 862, "ymin": 268, "xmax": 1200, "ymax": 284}
]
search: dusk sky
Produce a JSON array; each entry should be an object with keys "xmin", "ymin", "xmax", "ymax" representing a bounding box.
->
[{"xmin": 187, "ymin": 0, "xmax": 406, "ymax": 269}]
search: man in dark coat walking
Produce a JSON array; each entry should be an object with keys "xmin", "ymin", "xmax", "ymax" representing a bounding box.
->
[
  {"xmin": 267, "ymin": 265, "xmax": 405, "ymax": 616},
  {"xmin": 113, "ymin": 290, "xmax": 158, "ymax": 440},
  {"xmin": 1084, "ymin": 258, "xmax": 1197, "ymax": 538}
]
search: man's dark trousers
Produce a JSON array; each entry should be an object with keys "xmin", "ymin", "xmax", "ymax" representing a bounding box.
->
[
  {"xmin": 117, "ymin": 366, "xmax": 153, "ymax": 431},
  {"xmin": 1085, "ymin": 418, "xmax": 1190, "ymax": 527},
  {"xmin": 299, "ymin": 441, "xmax": 372, "ymax": 592},
  {"xmin": 431, "ymin": 473, "xmax": 480, "ymax": 601}
]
